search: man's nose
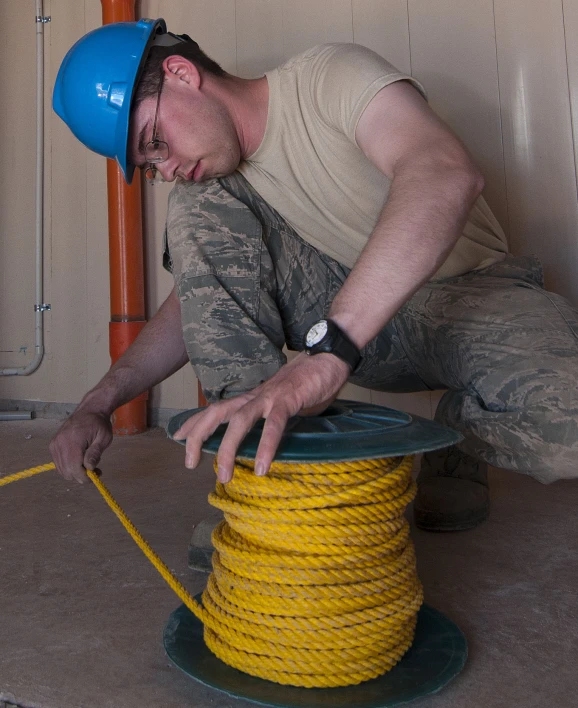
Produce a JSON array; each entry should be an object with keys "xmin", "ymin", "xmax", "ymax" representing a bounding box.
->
[{"xmin": 158, "ymin": 160, "xmax": 177, "ymax": 183}]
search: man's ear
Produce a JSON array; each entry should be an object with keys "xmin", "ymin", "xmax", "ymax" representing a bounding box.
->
[{"xmin": 163, "ymin": 55, "xmax": 201, "ymax": 90}]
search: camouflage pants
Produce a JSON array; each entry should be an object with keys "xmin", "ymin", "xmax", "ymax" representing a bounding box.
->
[{"xmin": 165, "ymin": 172, "xmax": 578, "ymax": 483}]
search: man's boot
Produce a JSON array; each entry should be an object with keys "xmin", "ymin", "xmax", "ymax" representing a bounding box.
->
[
  {"xmin": 414, "ymin": 446, "xmax": 489, "ymax": 531},
  {"xmin": 188, "ymin": 508, "xmax": 224, "ymax": 572}
]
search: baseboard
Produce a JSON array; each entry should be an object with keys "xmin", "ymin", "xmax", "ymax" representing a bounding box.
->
[
  {"xmin": 0, "ymin": 399, "xmax": 184, "ymax": 430},
  {"xmin": 0, "ymin": 399, "xmax": 78, "ymax": 419}
]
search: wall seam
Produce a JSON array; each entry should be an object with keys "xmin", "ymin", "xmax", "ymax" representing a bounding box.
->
[
  {"xmin": 234, "ymin": 0, "xmax": 239, "ymax": 74},
  {"xmin": 281, "ymin": 0, "xmax": 285, "ymax": 58},
  {"xmin": 490, "ymin": 0, "xmax": 512, "ymax": 242},
  {"xmin": 350, "ymin": 0, "xmax": 355, "ymax": 44},
  {"xmin": 406, "ymin": 0, "xmax": 412, "ymax": 76},
  {"xmin": 561, "ymin": 0, "xmax": 578, "ymax": 203}
]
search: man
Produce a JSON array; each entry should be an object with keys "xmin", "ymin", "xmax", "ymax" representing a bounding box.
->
[{"xmin": 50, "ymin": 18, "xmax": 578, "ymax": 532}]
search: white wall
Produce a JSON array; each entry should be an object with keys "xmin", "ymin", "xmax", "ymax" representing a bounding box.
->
[{"xmin": 1, "ymin": 0, "xmax": 578, "ymax": 420}]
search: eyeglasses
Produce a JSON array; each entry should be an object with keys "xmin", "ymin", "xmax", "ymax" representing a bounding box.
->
[{"xmin": 144, "ymin": 74, "xmax": 169, "ymax": 185}]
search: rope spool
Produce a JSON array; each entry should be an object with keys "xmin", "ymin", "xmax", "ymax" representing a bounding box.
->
[
  {"xmin": 165, "ymin": 401, "xmax": 467, "ymax": 701},
  {"xmin": 200, "ymin": 454, "xmax": 421, "ymax": 687}
]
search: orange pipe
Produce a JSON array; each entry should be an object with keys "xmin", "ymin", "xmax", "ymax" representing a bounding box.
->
[
  {"xmin": 198, "ymin": 382, "xmax": 207, "ymax": 407},
  {"xmin": 102, "ymin": 0, "xmax": 148, "ymax": 435},
  {"xmin": 101, "ymin": 0, "xmax": 135, "ymax": 24}
]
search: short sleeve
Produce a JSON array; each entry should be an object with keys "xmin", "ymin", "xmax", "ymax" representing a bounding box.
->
[{"xmin": 309, "ymin": 43, "xmax": 427, "ymax": 144}]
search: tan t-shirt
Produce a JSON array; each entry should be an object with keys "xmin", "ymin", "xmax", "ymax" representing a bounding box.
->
[{"xmin": 238, "ymin": 43, "xmax": 508, "ymax": 280}]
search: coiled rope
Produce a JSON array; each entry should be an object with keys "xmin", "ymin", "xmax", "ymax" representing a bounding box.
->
[{"xmin": 2, "ymin": 454, "xmax": 422, "ymax": 688}]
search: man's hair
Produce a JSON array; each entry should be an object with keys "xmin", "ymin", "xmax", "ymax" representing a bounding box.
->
[{"xmin": 134, "ymin": 39, "xmax": 226, "ymax": 107}]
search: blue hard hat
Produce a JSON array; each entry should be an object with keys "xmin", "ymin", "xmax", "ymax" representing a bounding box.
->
[{"xmin": 53, "ymin": 18, "xmax": 167, "ymax": 184}]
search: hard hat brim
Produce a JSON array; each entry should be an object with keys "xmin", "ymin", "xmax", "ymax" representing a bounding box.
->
[{"xmin": 118, "ymin": 18, "xmax": 167, "ymax": 184}]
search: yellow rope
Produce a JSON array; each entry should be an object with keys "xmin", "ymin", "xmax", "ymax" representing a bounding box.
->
[
  {"xmin": 0, "ymin": 462, "xmax": 57, "ymax": 485},
  {"xmin": 0, "ymin": 462, "xmax": 206, "ymax": 623},
  {"xmin": 1, "ymin": 454, "xmax": 422, "ymax": 688}
]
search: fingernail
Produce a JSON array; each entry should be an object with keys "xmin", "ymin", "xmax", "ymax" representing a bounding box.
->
[
  {"xmin": 218, "ymin": 465, "xmax": 230, "ymax": 483},
  {"xmin": 173, "ymin": 428, "xmax": 183, "ymax": 439},
  {"xmin": 255, "ymin": 463, "xmax": 266, "ymax": 477},
  {"xmin": 185, "ymin": 454, "xmax": 194, "ymax": 468},
  {"xmin": 86, "ymin": 459, "xmax": 96, "ymax": 470}
]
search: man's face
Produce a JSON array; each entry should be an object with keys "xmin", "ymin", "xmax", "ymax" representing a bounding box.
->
[{"xmin": 128, "ymin": 69, "xmax": 242, "ymax": 184}]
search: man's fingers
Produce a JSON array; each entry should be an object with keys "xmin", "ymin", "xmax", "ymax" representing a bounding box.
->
[
  {"xmin": 216, "ymin": 405, "xmax": 265, "ymax": 482},
  {"xmin": 63, "ymin": 453, "xmax": 89, "ymax": 484},
  {"xmin": 49, "ymin": 440, "xmax": 86, "ymax": 484},
  {"xmin": 254, "ymin": 411, "xmax": 291, "ymax": 478},
  {"xmin": 173, "ymin": 402, "xmax": 216, "ymax": 440},
  {"xmin": 83, "ymin": 443, "xmax": 102, "ymax": 472},
  {"xmin": 48, "ymin": 411, "xmax": 113, "ymax": 486},
  {"xmin": 59, "ymin": 464, "xmax": 85, "ymax": 484},
  {"xmin": 83, "ymin": 423, "xmax": 112, "ymax": 470},
  {"xmin": 179, "ymin": 397, "xmax": 253, "ymax": 469},
  {"xmin": 179, "ymin": 357, "xmax": 346, "ymax": 482},
  {"xmin": 174, "ymin": 405, "xmax": 222, "ymax": 441},
  {"xmin": 181, "ymin": 405, "xmax": 231, "ymax": 468}
]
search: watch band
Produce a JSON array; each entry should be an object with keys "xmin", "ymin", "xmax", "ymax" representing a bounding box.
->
[
  {"xmin": 330, "ymin": 330, "xmax": 361, "ymax": 371},
  {"xmin": 304, "ymin": 319, "xmax": 361, "ymax": 372}
]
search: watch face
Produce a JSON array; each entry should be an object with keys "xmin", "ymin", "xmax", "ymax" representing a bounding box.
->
[{"xmin": 306, "ymin": 320, "xmax": 328, "ymax": 347}]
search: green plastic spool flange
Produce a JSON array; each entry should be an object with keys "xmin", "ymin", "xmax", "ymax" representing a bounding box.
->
[
  {"xmin": 166, "ymin": 399, "xmax": 463, "ymax": 462},
  {"xmin": 163, "ymin": 597, "xmax": 467, "ymax": 708},
  {"xmin": 165, "ymin": 400, "xmax": 467, "ymax": 705}
]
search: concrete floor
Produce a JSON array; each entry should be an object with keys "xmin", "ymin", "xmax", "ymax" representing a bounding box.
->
[{"xmin": 1, "ymin": 418, "xmax": 577, "ymax": 708}]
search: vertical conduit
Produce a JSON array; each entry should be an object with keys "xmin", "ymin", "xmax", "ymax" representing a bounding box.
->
[
  {"xmin": 0, "ymin": 1, "xmax": 47, "ymax": 380},
  {"xmin": 101, "ymin": 0, "xmax": 148, "ymax": 435}
]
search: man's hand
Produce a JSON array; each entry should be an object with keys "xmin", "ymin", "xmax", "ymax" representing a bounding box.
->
[
  {"xmin": 173, "ymin": 352, "xmax": 350, "ymax": 483},
  {"xmin": 49, "ymin": 409, "xmax": 113, "ymax": 484},
  {"xmin": 48, "ymin": 286, "xmax": 189, "ymax": 486}
]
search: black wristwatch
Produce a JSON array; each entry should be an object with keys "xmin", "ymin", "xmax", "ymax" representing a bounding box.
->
[{"xmin": 303, "ymin": 319, "xmax": 361, "ymax": 372}]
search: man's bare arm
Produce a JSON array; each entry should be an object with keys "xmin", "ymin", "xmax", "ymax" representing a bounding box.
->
[
  {"xmin": 50, "ymin": 286, "xmax": 189, "ymax": 482},
  {"xmin": 329, "ymin": 81, "xmax": 483, "ymax": 347},
  {"xmin": 78, "ymin": 286, "xmax": 188, "ymax": 415}
]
